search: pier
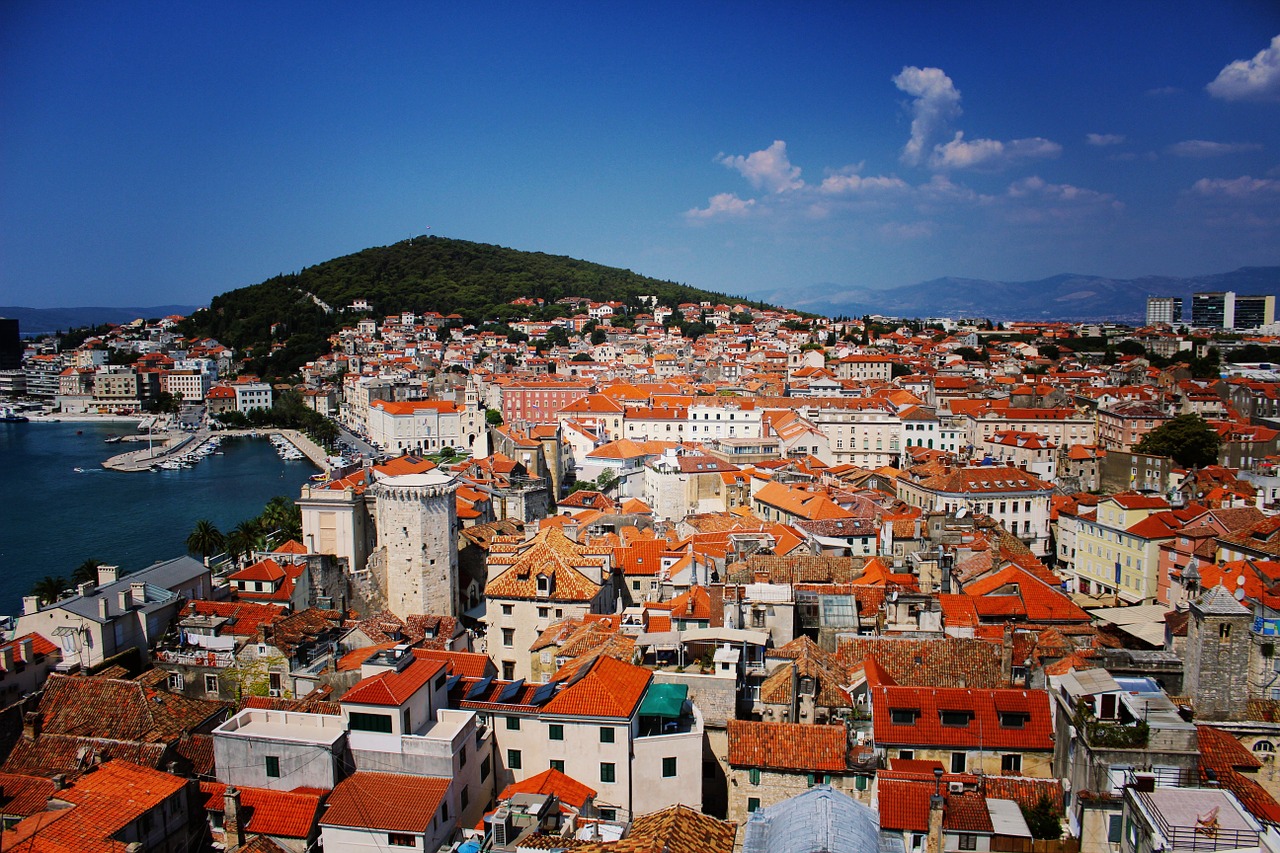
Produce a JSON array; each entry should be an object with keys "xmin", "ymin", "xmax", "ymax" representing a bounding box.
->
[{"xmin": 102, "ymin": 427, "xmax": 328, "ymax": 472}]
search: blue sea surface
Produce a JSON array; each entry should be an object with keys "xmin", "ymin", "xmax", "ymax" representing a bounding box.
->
[{"xmin": 0, "ymin": 421, "xmax": 315, "ymax": 614}]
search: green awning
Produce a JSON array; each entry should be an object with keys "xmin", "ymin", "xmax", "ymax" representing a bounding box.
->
[{"xmin": 638, "ymin": 683, "xmax": 687, "ymax": 718}]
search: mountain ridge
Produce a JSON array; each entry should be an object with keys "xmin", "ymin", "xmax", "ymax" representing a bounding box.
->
[{"xmin": 774, "ymin": 266, "xmax": 1280, "ymax": 321}]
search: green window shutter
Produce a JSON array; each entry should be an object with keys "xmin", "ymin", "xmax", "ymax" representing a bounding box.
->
[{"xmin": 749, "ymin": 768, "xmax": 761, "ymax": 785}]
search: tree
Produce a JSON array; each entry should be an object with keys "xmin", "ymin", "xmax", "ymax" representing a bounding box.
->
[
  {"xmin": 1135, "ymin": 414, "xmax": 1222, "ymax": 469},
  {"xmin": 1039, "ymin": 344, "xmax": 1060, "ymax": 360},
  {"xmin": 485, "ymin": 409, "xmax": 504, "ymax": 427},
  {"xmin": 31, "ymin": 575, "xmax": 70, "ymax": 606},
  {"xmin": 72, "ymin": 558, "xmax": 104, "ymax": 586},
  {"xmin": 186, "ymin": 519, "xmax": 225, "ymax": 562},
  {"xmin": 226, "ymin": 519, "xmax": 266, "ymax": 565},
  {"xmin": 1020, "ymin": 794, "xmax": 1063, "ymax": 840},
  {"xmin": 260, "ymin": 497, "xmax": 301, "ymax": 542}
]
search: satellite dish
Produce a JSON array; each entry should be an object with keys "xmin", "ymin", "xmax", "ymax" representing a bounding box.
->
[
  {"xmin": 1235, "ymin": 587, "xmax": 1246, "ymax": 602},
  {"xmin": 955, "ymin": 506, "xmax": 968, "ymax": 518},
  {"xmin": 1237, "ymin": 574, "xmax": 1248, "ymax": 588},
  {"xmin": 889, "ymin": 590, "xmax": 899, "ymax": 602}
]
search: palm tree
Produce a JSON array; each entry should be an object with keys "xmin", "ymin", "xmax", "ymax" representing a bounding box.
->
[
  {"xmin": 186, "ymin": 519, "xmax": 225, "ymax": 565},
  {"xmin": 260, "ymin": 497, "xmax": 302, "ymax": 543},
  {"xmin": 31, "ymin": 575, "xmax": 70, "ymax": 606},
  {"xmin": 72, "ymin": 559, "xmax": 104, "ymax": 586},
  {"xmin": 226, "ymin": 519, "xmax": 266, "ymax": 565}
]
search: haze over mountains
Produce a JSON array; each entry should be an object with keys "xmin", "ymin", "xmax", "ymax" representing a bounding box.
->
[
  {"xmin": 0, "ymin": 305, "xmax": 201, "ymax": 336},
  {"xmin": 772, "ymin": 267, "xmax": 1280, "ymax": 322}
]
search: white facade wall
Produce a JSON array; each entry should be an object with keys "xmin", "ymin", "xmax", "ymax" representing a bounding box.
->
[{"xmin": 686, "ymin": 403, "xmax": 762, "ymax": 441}]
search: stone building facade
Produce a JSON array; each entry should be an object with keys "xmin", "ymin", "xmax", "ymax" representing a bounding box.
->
[{"xmin": 372, "ymin": 470, "xmax": 460, "ymax": 619}]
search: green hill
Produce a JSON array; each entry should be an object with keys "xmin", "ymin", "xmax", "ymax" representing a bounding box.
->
[{"xmin": 183, "ymin": 235, "xmax": 778, "ymax": 379}]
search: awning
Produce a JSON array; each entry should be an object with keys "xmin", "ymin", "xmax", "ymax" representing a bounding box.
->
[{"xmin": 638, "ymin": 683, "xmax": 687, "ymax": 718}]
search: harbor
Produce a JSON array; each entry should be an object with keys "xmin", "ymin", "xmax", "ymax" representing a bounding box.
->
[{"xmin": 102, "ymin": 426, "xmax": 329, "ymax": 472}]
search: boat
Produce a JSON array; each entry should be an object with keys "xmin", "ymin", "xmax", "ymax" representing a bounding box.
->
[
  {"xmin": 73, "ymin": 467, "xmax": 85, "ymax": 473},
  {"xmin": 0, "ymin": 407, "xmax": 29, "ymax": 423},
  {"xmin": 104, "ymin": 434, "xmax": 123, "ymax": 443}
]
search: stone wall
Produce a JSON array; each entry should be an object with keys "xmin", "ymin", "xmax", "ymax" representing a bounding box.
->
[{"xmin": 653, "ymin": 670, "xmax": 736, "ymax": 728}]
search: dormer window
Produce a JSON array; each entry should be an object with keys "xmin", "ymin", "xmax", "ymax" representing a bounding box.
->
[
  {"xmin": 536, "ymin": 573, "xmax": 553, "ymax": 597},
  {"xmin": 999, "ymin": 712, "xmax": 1029, "ymax": 729},
  {"xmin": 940, "ymin": 710, "xmax": 973, "ymax": 727},
  {"xmin": 890, "ymin": 708, "xmax": 919, "ymax": 725}
]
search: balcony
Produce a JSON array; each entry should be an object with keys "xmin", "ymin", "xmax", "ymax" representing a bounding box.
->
[{"xmin": 154, "ymin": 648, "xmax": 235, "ymax": 668}]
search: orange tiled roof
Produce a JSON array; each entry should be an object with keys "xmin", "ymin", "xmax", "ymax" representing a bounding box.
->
[
  {"xmin": 542, "ymin": 656, "xmax": 651, "ymax": 719},
  {"xmin": 727, "ymin": 719, "xmax": 848, "ymax": 773},
  {"xmin": 498, "ymin": 767, "xmax": 597, "ymax": 811},
  {"xmin": 321, "ymin": 772, "xmax": 449, "ymax": 833},
  {"xmin": 341, "ymin": 657, "xmax": 445, "ymax": 707},
  {"xmin": 200, "ymin": 782, "xmax": 324, "ymax": 838}
]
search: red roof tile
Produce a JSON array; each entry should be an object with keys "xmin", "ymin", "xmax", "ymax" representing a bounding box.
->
[
  {"xmin": 727, "ymin": 720, "xmax": 848, "ymax": 773},
  {"xmin": 872, "ymin": 686, "xmax": 1053, "ymax": 750},
  {"xmin": 320, "ymin": 772, "xmax": 448, "ymax": 833},
  {"xmin": 200, "ymin": 782, "xmax": 324, "ymax": 838},
  {"xmin": 341, "ymin": 658, "xmax": 445, "ymax": 707}
]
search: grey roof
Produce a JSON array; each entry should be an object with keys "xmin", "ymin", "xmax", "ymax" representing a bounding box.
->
[
  {"xmin": 1191, "ymin": 584, "xmax": 1250, "ymax": 616},
  {"xmin": 39, "ymin": 555, "xmax": 208, "ymax": 624},
  {"xmin": 742, "ymin": 786, "xmax": 904, "ymax": 853}
]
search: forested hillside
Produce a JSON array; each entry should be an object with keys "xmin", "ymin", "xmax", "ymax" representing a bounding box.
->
[{"xmin": 181, "ymin": 235, "xmax": 775, "ymax": 378}]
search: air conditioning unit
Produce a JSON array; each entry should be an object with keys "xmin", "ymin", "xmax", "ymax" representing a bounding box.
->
[
  {"xmin": 949, "ymin": 782, "xmax": 965, "ymax": 794},
  {"xmin": 268, "ymin": 689, "xmax": 281, "ymax": 697}
]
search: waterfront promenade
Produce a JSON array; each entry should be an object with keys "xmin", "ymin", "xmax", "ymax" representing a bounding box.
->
[{"xmin": 102, "ymin": 427, "xmax": 328, "ymax": 472}]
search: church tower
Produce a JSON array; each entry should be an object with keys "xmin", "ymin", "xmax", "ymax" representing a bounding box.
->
[
  {"xmin": 372, "ymin": 470, "xmax": 460, "ymax": 619},
  {"xmin": 1184, "ymin": 585, "xmax": 1252, "ymax": 721}
]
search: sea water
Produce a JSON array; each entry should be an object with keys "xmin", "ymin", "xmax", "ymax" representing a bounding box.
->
[{"xmin": 0, "ymin": 421, "xmax": 315, "ymax": 614}]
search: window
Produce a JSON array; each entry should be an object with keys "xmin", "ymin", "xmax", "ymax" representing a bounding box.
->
[
  {"xmin": 506, "ymin": 716, "xmax": 521, "ymax": 730},
  {"xmin": 599, "ymin": 808, "xmax": 617, "ymax": 821},
  {"xmin": 265, "ymin": 756, "xmax": 280, "ymax": 778},
  {"xmin": 268, "ymin": 672, "xmax": 282, "ymax": 694},
  {"xmin": 502, "ymin": 628, "xmax": 515, "ymax": 647},
  {"xmin": 459, "ymin": 746, "xmax": 467, "ymax": 767},
  {"xmin": 548, "ymin": 723, "xmax": 564, "ymax": 740},
  {"xmin": 855, "ymin": 774, "xmax": 869, "ymax": 791},
  {"xmin": 388, "ymin": 833, "xmax": 416, "ymax": 847},
  {"xmin": 600, "ymin": 726, "xmax": 615, "ymax": 743},
  {"xmin": 959, "ymin": 835, "xmax": 978, "ymax": 850},
  {"xmin": 749, "ymin": 768, "xmax": 761, "ymax": 785},
  {"xmin": 951, "ymin": 752, "xmax": 966, "ymax": 773},
  {"xmin": 898, "ymin": 749, "xmax": 914, "ymax": 760},
  {"xmin": 503, "ymin": 661, "xmax": 515, "ymax": 680},
  {"xmin": 600, "ymin": 762, "xmax": 616, "ymax": 783},
  {"xmin": 204, "ymin": 674, "xmax": 218, "ymax": 694},
  {"xmin": 1001, "ymin": 753, "xmax": 1022, "ymax": 773},
  {"xmin": 940, "ymin": 710, "xmax": 972, "ymax": 727},
  {"xmin": 349, "ymin": 712, "xmax": 394, "ymax": 733},
  {"xmin": 507, "ymin": 749, "xmax": 522, "ymax": 770},
  {"xmin": 550, "ymin": 759, "xmax": 565, "ymax": 773},
  {"xmin": 890, "ymin": 709, "xmax": 918, "ymax": 725},
  {"xmin": 747, "ymin": 797, "xmax": 761, "ymax": 813},
  {"xmin": 999, "ymin": 712, "xmax": 1028, "ymax": 729},
  {"xmin": 1220, "ymin": 623, "xmax": 1232, "ymax": 639},
  {"xmin": 1108, "ymin": 815, "xmax": 1123, "ymax": 844},
  {"xmin": 501, "ymin": 604, "xmax": 513, "ymax": 615},
  {"xmin": 481, "ymin": 756, "xmax": 491, "ymax": 781},
  {"xmin": 663, "ymin": 757, "xmax": 677, "ymax": 777},
  {"xmin": 460, "ymin": 785, "xmax": 469, "ymax": 810}
]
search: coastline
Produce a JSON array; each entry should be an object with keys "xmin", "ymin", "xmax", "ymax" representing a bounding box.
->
[{"xmin": 28, "ymin": 413, "xmax": 146, "ymax": 424}]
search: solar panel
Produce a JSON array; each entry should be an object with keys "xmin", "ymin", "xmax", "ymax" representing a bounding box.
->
[
  {"xmin": 465, "ymin": 675, "xmax": 494, "ymax": 700},
  {"xmin": 496, "ymin": 678, "xmax": 525, "ymax": 704},
  {"xmin": 529, "ymin": 681, "xmax": 557, "ymax": 705},
  {"xmin": 445, "ymin": 673, "xmax": 462, "ymax": 693}
]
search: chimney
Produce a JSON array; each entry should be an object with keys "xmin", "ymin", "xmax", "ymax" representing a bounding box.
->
[
  {"xmin": 51, "ymin": 773, "xmax": 67, "ymax": 791},
  {"xmin": 77, "ymin": 581, "xmax": 96, "ymax": 598},
  {"xmin": 97, "ymin": 565, "xmax": 119, "ymax": 585},
  {"xmin": 0, "ymin": 646, "xmax": 13, "ymax": 671},
  {"xmin": 118, "ymin": 591, "xmax": 130, "ymax": 611},
  {"xmin": 928, "ymin": 768, "xmax": 945, "ymax": 853},
  {"xmin": 99, "ymin": 597, "xmax": 110, "ymax": 619},
  {"xmin": 22, "ymin": 596, "xmax": 40, "ymax": 615},
  {"xmin": 130, "ymin": 581, "xmax": 146, "ymax": 606},
  {"xmin": 224, "ymin": 785, "xmax": 246, "ymax": 849},
  {"xmin": 23, "ymin": 711, "xmax": 41, "ymax": 741},
  {"xmin": 18, "ymin": 637, "xmax": 33, "ymax": 663},
  {"xmin": 1001, "ymin": 624, "xmax": 1015, "ymax": 684}
]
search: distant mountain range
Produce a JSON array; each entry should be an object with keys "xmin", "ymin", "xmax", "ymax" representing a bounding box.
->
[
  {"xmin": 0, "ymin": 305, "xmax": 202, "ymax": 336},
  {"xmin": 775, "ymin": 267, "xmax": 1280, "ymax": 322}
]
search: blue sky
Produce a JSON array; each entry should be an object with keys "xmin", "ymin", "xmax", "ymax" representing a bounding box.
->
[{"xmin": 2, "ymin": 2, "xmax": 1279, "ymax": 309}]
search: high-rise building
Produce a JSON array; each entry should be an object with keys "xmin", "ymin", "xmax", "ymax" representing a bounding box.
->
[
  {"xmin": 1145, "ymin": 297, "xmax": 1182, "ymax": 326},
  {"xmin": 1190, "ymin": 291, "xmax": 1276, "ymax": 329},
  {"xmin": 1191, "ymin": 291, "xmax": 1235, "ymax": 329},
  {"xmin": 1233, "ymin": 294, "xmax": 1276, "ymax": 330},
  {"xmin": 0, "ymin": 318, "xmax": 20, "ymax": 370}
]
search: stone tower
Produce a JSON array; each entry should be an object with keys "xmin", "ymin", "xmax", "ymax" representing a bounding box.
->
[
  {"xmin": 372, "ymin": 470, "xmax": 460, "ymax": 619},
  {"xmin": 1184, "ymin": 585, "xmax": 1252, "ymax": 721}
]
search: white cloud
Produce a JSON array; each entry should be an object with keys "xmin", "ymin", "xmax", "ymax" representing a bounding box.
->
[
  {"xmin": 1167, "ymin": 140, "xmax": 1264, "ymax": 158},
  {"xmin": 1006, "ymin": 176, "xmax": 1116, "ymax": 205},
  {"xmin": 930, "ymin": 133, "xmax": 1062, "ymax": 170},
  {"xmin": 818, "ymin": 169, "xmax": 909, "ymax": 195},
  {"xmin": 1207, "ymin": 34, "xmax": 1280, "ymax": 102},
  {"xmin": 892, "ymin": 66, "xmax": 961, "ymax": 166},
  {"xmin": 1189, "ymin": 176, "xmax": 1280, "ymax": 198},
  {"xmin": 715, "ymin": 140, "xmax": 804, "ymax": 193},
  {"xmin": 685, "ymin": 193, "xmax": 757, "ymax": 220},
  {"xmin": 1086, "ymin": 133, "xmax": 1126, "ymax": 147}
]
